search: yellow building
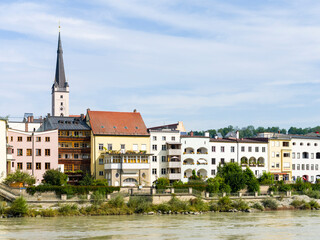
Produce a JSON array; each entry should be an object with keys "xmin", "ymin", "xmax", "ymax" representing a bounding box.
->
[
  {"xmin": 86, "ymin": 110, "xmax": 151, "ymax": 186},
  {"xmin": 259, "ymin": 133, "xmax": 292, "ymax": 181}
]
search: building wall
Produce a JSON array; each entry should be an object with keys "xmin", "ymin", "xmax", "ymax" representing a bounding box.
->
[
  {"xmin": 0, "ymin": 120, "xmax": 7, "ymax": 181},
  {"xmin": 291, "ymin": 137, "xmax": 320, "ymax": 183},
  {"xmin": 8, "ymin": 122, "xmax": 42, "ymax": 132},
  {"xmin": 8, "ymin": 129, "xmax": 59, "ymax": 183},
  {"xmin": 91, "ymin": 134, "xmax": 150, "ymax": 181},
  {"xmin": 149, "ymin": 130, "xmax": 181, "ymax": 184}
]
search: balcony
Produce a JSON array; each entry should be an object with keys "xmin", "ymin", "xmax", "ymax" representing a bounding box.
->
[
  {"xmin": 167, "ymin": 161, "xmax": 181, "ymax": 168},
  {"xmin": 104, "ymin": 163, "xmax": 149, "ymax": 170},
  {"xmin": 167, "ymin": 149, "xmax": 181, "ymax": 156},
  {"xmin": 168, "ymin": 173, "xmax": 181, "ymax": 180}
]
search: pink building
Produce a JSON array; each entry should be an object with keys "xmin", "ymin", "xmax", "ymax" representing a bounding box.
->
[{"xmin": 8, "ymin": 128, "xmax": 59, "ymax": 184}]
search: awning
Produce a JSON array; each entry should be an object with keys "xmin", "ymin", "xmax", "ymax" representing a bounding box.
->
[{"xmin": 197, "ymin": 159, "xmax": 207, "ymax": 164}]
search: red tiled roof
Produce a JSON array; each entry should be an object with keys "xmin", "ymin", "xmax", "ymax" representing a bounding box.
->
[{"xmin": 87, "ymin": 110, "xmax": 149, "ymax": 136}]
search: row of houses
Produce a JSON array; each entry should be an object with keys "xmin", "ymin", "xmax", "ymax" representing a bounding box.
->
[{"xmin": 1, "ymin": 111, "xmax": 320, "ymax": 186}]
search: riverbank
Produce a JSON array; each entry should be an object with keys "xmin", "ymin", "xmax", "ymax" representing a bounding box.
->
[{"xmin": 1, "ymin": 194, "xmax": 320, "ymax": 218}]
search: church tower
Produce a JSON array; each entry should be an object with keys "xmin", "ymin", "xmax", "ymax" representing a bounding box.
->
[{"xmin": 52, "ymin": 28, "xmax": 69, "ymax": 117}]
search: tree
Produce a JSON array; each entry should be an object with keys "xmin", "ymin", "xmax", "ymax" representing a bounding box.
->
[
  {"xmin": 258, "ymin": 172, "xmax": 274, "ymax": 185},
  {"xmin": 217, "ymin": 163, "xmax": 245, "ymax": 192},
  {"xmin": 79, "ymin": 173, "xmax": 94, "ymax": 186},
  {"xmin": 155, "ymin": 177, "xmax": 170, "ymax": 189},
  {"xmin": 4, "ymin": 170, "xmax": 35, "ymax": 186},
  {"xmin": 9, "ymin": 196, "xmax": 28, "ymax": 216},
  {"xmin": 43, "ymin": 169, "xmax": 67, "ymax": 186}
]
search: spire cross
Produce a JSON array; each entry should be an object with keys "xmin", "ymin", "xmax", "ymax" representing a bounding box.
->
[{"xmin": 58, "ymin": 21, "xmax": 61, "ymax": 32}]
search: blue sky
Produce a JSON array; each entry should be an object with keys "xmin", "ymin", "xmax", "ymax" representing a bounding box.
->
[{"xmin": 1, "ymin": 0, "xmax": 320, "ymax": 131}]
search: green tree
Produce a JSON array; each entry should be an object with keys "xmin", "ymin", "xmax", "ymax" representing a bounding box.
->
[
  {"xmin": 155, "ymin": 177, "xmax": 170, "ymax": 189},
  {"xmin": 43, "ymin": 169, "xmax": 67, "ymax": 186},
  {"xmin": 9, "ymin": 196, "xmax": 28, "ymax": 216},
  {"xmin": 4, "ymin": 170, "xmax": 35, "ymax": 186},
  {"xmin": 217, "ymin": 163, "xmax": 245, "ymax": 192},
  {"xmin": 258, "ymin": 172, "xmax": 274, "ymax": 185},
  {"xmin": 79, "ymin": 173, "xmax": 94, "ymax": 186}
]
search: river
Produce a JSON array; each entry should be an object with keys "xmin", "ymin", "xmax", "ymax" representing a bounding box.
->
[{"xmin": 0, "ymin": 211, "xmax": 319, "ymax": 239}]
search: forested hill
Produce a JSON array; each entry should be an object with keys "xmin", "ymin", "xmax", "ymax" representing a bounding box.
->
[{"xmin": 189, "ymin": 125, "xmax": 320, "ymax": 138}]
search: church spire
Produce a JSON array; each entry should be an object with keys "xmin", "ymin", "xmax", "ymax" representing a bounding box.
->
[{"xmin": 53, "ymin": 28, "xmax": 68, "ymax": 91}]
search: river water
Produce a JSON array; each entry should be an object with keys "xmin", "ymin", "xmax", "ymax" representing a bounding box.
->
[{"xmin": 0, "ymin": 211, "xmax": 319, "ymax": 240}]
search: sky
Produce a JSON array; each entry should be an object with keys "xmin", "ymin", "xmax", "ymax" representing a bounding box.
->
[{"xmin": 1, "ymin": 0, "xmax": 320, "ymax": 131}]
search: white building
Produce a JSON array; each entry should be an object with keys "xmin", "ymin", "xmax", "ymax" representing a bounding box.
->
[
  {"xmin": 0, "ymin": 120, "xmax": 7, "ymax": 181},
  {"xmin": 291, "ymin": 135, "xmax": 320, "ymax": 183},
  {"xmin": 149, "ymin": 129, "xmax": 181, "ymax": 184}
]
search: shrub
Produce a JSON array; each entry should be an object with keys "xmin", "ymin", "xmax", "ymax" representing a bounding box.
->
[
  {"xmin": 79, "ymin": 174, "xmax": 94, "ymax": 186},
  {"xmin": 218, "ymin": 196, "xmax": 232, "ymax": 212},
  {"xmin": 43, "ymin": 170, "xmax": 67, "ymax": 186},
  {"xmin": 252, "ymin": 202, "xmax": 264, "ymax": 211},
  {"xmin": 309, "ymin": 200, "xmax": 320, "ymax": 209},
  {"xmin": 156, "ymin": 203, "xmax": 171, "ymax": 213},
  {"xmin": 261, "ymin": 198, "xmax": 278, "ymax": 210},
  {"xmin": 91, "ymin": 191, "xmax": 105, "ymax": 206},
  {"xmin": 93, "ymin": 179, "xmax": 109, "ymax": 186},
  {"xmin": 167, "ymin": 195, "xmax": 187, "ymax": 212},
  {"xmin": 156, "ymin": 177, "xmax": 170, "ymax": 189},
  {"xmin": 58, "ymin": 204, "xmax": 79, "ymax": 216},
  {"xmin": 258, "ymin": 172, "xmax": 274, "ymax": 185},
  {"xmin": 294, "ymin": 177, "xmax": 312, "ymax": 192},
  {"xmin": 268, "ymin": 185, "xmax": 277, "ymax": 192},
  {"xmin": 290, "ymin": 200, "xmax": 305, "ymax": 209},
  {"xmin": 277, "ymin": 182, "xmax": 291, "ymax": 192},
  {"xmin": 209, "ymin": 201, "xmax": 219, "ymax": 211},
  {"xmin": 108, "ymin": 194, "xmax": 125, "ymax": 208},
  {"xmin": 0, "ymin": 201, "xmax": 7, "ymax": 214},
  {"xmin": 232, "ymin": 199, "xmax": 249, "ymax": 211},
  {"xmin": 40, "ymin": 209, "xmax": 58, "ymax": 217},
  {"xmin": 189, "ymin": 197, "xmax": 209, "ymax": 212},
  {"xmin": 303, "ymin": 189, "xmax": 320, "ymax": 199},
  {"xmin": 9, "ymin": 196, "xmax": 28, "ymax": 216},
  {"xmin": 4, "ymin": 170, "xmax": 35, "ymax": 186},
  {"xmin": 127, "ymin": 196, "xmax": 153, "ymax": 213}
]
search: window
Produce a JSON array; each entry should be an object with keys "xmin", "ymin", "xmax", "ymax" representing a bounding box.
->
[
  {"xmin": 276, "ymin": 152, "xmax": 280, "ymax": 157},
  {"xmin": 99, "ymin": 158, "xmax": 104, "ymax": 165},
  {"xmin": 220, "ymin": 158, "xmax": 225, "ymax": 164},
  {"xmin": 132, "ymin": 144, "xmax": 138, "ymax": 151},
  {"xmin": 35, "ymin": 149, "xmax": 41, "ymax": 156},
  {"xmin": 292, "ymin": 153, "xmax": 295, "ymax": 159},
  {"xmin": 36, "ymin": 137, "xmax": 41, "ymax": 142},
  {"xmin": 74, "ymin": 131, "xmax": 79, "ymax": 136},
  {"xmin": 297, "ymin": 153, "xmax": 300, "ymax": 159},
  {"xmin": 271, "ymin": 152, "xmax": 275, "ymax": 158},
  {"xmin": 45, "ymin": 149, "xmax": 50, "ymax": 156},
  {"xmin": 292, "ymin": 164, "xmax": 295, "ymax": 170},
  {"xmin": 141, "ymin": 144, "xmax": 146, "ymax": 151},
  {"xmin": 311, "ymin": 153, "xmax": 314, "ymax": 159},
  {"xmin": 162, "ymin": 136, "xmax": 166, "ymax": 141},
  {"xmin": 61, "ymin": 102, "xmax": 63, "ymax": 106},
  {"xmin": 315, "ymin": 143, "xmax": 318, "ymax": 146},
  {"xmin": 293, "ymin": 142, "xmax": 296, "ymax": 145},
  {"xmin": 60, "ymin": 95, "xmax": 63, "ymax": 98},
  {"xmin": 161, "ymin": 156, "xmax": 166, "ymax": 162},
  {"xmin": 99, "ymin": 144, "xmax": 104, "ymax": 151},
  {"xmin": 45, "ymin": 163, "xmax": 50, "ymax": 170},
  {"xmin": 17, "ymin": 136, "xmax": 22, "ymax": 142},
  {"xmin": 307, "ymin": 143, "xmax": 310, "ymax": 146},
  {"xmin": 248, "ymin": 147, "xmax": 252, "ymax": 152},
  {"xmin": 211, "ymin": 158, "xmax": 216, "ymax": 165},
  {"xmin": 152, "ymin": 168, "xmax": 157, "ymax": 175},
  {"xmin": 276, "ymin": 163, "xmax": 280, "ymax": 168},
  {"xmin": 297, "ymin": 164, "xmax": 300, "ymax": 170},
  {"xmin": 212, "ymin": 146, "xmax": 216, "ymax": 152},
  {"xmin": 271, "ymin": 162, "xmax": 275, "ymax": 168},
  {"xmin": 221, "ymin": 146, "xmax": 225, "ymax": 152},
  {"xmin": 152, "ymin": 145, "xmax": 157, "ymax": 151},
  {"xmin": 311, "ymin": 176, "xmax": 314, "ymax": 182},
  {"xmin": 283, "ymin": 153, "xmax": 290, "ymax": 158},
  {"xmin": 74, "ymin": 154, "xmax": 79, "ymax": 159},
  {"xmin": 241, "ymin": 146, "xmax": 245, "ymax": 152},
  {"xmin": 171, "ymin": 136, "xmax": 175, "ymax": 141},
  {"xmin": 27, "ymin": 137, "xmax": 31, "ymax": 142},
  {"xmin": 45, "ymin": 137, "xmax": 50, "ymax": 142},
  {"xmin": 121, "ymin": 144, "xmax": 125, "ymax": 150},
  {"xmin": 36, "ymin": 163, "xmax": 41, "ymax": 170},
  {"xmin": 17, "ymin": 163, "xmax": 22, "ymax": 170},
  {"xmin": 153, "ymin": 136, "xmax": 157, "ymax": 141},
  {"xmin": 231, "ymin": 146, "xmax": 235, "ymax": 152},
  {"xmin": 161, "ymin": 168, "xmax": 166, "ymax": 175},
  {"xmin": 302, "ymin": 164, "xmax": 305, "ymax": 170},
  {"xmin": 284, "ymin": 162, "xmax": 290, "ymax": 168},
  {"xmin": 283, "ymin": 142, "xmax": 289, "ymax": 147},
  {"xmin": 10, "ymin": 136, "xmax": 13, "ymax": 142},
  {"xmin": 231, "ymin": 158, "xmax": 235, "ymax": 163},
  {"xmin": 300, "ymin": 143, "xmax": 303, "ymax": 146},
  {"xmin": 27, "ymin": 163, "xmax": 32, "ymax": 170},
  {"xmin": 262, "ymin": 147, "xmax": 266, "ymax": 152},
  {"xmin": 26, "ymin": 149, "xmax": 32, "ymax": 156},
  {"xmin": 255, "ymin": 147, "xmax": 259, "ymax": 152},
  {"xmin": 276, "ymin": 141, "xmax": 280, "ymax": 147},
  {"xmin": 108, "ymin": 144, "xmax": 113, "ymax": 151},
  {"xmin": 74, "ymin": 143, "xmax": 79, "ymax": 148},
  {"xmin": 211, "ymin": 169, "xmax": 216, "ymax": 175},
  {"xmin": 99, "ymin": 171, "xmax": 104, "ymax": 176},
  {"xmin": 152, "ymin": 156, "xmax": 157, "ymax": 162},
  {"xmin": 311, "ymin": 164, "xmax": 314, "ymax": 170},
  {"xmin": 17, "ymin": 149, "xmax": 23, "ymax": 156},
  {"xmin": 255, "ymin": 170, "xmax": 259, "ymax": 176},
  {"xmin": 271, "ymin": 141, "xmax": 275, "ymax": 147},
  {"xmin": 162, "ymin": 145, "xmax": 166, "ymax": 151},
  {"xmin": 316, "ymin": 164, "xmax": 319, "ymax": 171},
  {"xmin": 306, "ymin": 164, "xmax": 309, "ymax": 170}
]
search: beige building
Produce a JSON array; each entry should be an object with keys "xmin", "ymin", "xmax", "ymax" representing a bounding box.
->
[{"xmin": 86, "ymin": 110, "xmax": 151, "ymax": 186}]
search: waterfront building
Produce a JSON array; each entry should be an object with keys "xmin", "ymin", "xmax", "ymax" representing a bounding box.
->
[
  {"xmin": 149, "ymin": 125, "xmax": 182, "ymax": 184},
  {"xmin": 86, "ymin": 110, "xmax": 151, "ymax": 186},
  {"xmin": 257, "ymin": 133, "xmax": 292, "ymax": 181},
  {"xmin": 0, "ymin": 120, "xmax": 8, "ymax": 181},
  {"xmin": 7, "ymin": 128, "xmax": 59, "ymax": 183},
  {"xmin": 291, "ymin": 135, "xmax": 320, "ymax": 183},
  {"xmin": 8, "ymin": 113, "xmax": 43, "ymax": 132},
  {"xmin": 51, "ymin": 30, "xmax": 69, "ymax": 117},
  {"xmin": 40, "ymin": 114, "xmax": 91, "ymax": 183}
]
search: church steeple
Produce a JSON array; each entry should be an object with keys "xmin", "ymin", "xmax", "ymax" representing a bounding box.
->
[{"xmin": 52, "ymin": 27, "xmax": 70, "ymax": 117}]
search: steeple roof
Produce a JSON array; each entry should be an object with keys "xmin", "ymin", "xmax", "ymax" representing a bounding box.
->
[{"xmin": 53, "ymin": 32, "xmax": 68, "ymax": 91}]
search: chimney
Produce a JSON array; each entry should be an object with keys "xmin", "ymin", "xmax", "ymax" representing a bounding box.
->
[
  {"xmin": 190, "ymin": 131, "xmax": 194, "ymax": 137},
  {"xmin": 25, "ymin": 123, "xmax": 28, "ymax": 132},
  {"xmin": 80, "ymin": 114, "xmax": 85, "ymax": 120},
  {"xmin": 204, "ymin": 132, "xmax": 209, "ymax": 137},
  {"xmin": 236, "ymin": 130, "xmax": 239, "ymax": 139},
  {"xmin": 30, "ymin": 116, "xmax": 34, "ymax": 123},
  {"xmin": 133, "ymin": 109, "xmax": 137, "ymax": 113},
  {"xmin": 47, "ymin": 113, "xmax": 51, "ymax": 118}
]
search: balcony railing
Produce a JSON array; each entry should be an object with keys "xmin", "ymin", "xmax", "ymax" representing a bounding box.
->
[
  {"xmin": 167, "ymin": 149, "xmax": 181, "ymax": 156},
  {"xmin": 168, "ymin": 173, "xmax": 181, "ymax": 180},
  {"xmin": 167, "ymin": 161, "xmax": 181, "ymax": 168}
]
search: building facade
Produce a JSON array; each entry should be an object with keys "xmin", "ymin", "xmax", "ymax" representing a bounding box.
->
[
  {"xmin": 7, "ymin": 128, "xmax": 59, "ymax": 183},
  {"xmin": 87, "ymin": 110, "xmax": 151, "ymax": 186},
  {"xmin": 0, "ymin": 120, "xmax": 8, "ymax": 181}
]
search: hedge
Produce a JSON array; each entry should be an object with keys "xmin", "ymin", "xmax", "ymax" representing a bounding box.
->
[
  {"xmin": 26, "ymin": 185, "xmax": 120, "ymax": 196},
  {"xmin": 173, "ymin": 184, "xmax": 207, "ymax": 192}
]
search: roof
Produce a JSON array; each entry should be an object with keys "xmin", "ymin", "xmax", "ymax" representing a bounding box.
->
[
  {"xmin": 148, "ymin": 123, "xmax": 179, "ymax": 130},
  {"xmin": 41, "ymin": 116, "xmax": 91, "ymax": 131},
  {"xmin": 87, "ymin": 110, "xmax": 149, "ymax": 136}
]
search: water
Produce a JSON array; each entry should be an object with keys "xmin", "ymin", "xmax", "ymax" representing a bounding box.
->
[{"xmin": 0, "ymin": 211, "xmax": 319, "ymax": 240}]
